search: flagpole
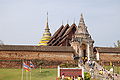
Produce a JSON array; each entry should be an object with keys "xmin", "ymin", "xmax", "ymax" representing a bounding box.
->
[
  {"xmin": 30, "ymin": 60, "xmax": 32, "ymax": 80},
  {"xmin": 27, "ymin": 71, "xmax": 28, "ymax": 80},
  {"xmin": 21, "ymin": 59, "xmax": 24, "ymax": 80},
  {"xmin": 25, "ymin": 70, "xmax": 27, "ymax": 80},
  {"xmin": 26, "ymin": 60, "xmax": 28, "ymax": 80},
  {"xmin": 30, "ymin": 70, "xmax": 31, "ymax": 80},
  {"xmin": 30, "ymin": 60, "xmax": 34, "ymax": 80},
  {"xmin": 26, "ymin": 70, "xmax": 28, "ymax": 80},
  {"xmin": 30, "ymin": 60, "xmax": 31, "ymax": 80}
]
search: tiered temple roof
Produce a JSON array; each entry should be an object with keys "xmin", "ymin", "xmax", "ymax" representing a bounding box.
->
[
  {"xmin": 48, "ymin": 14, "xmax": 92, "ymax": 46},
  {"xmin": 48, "ymin": 23, "xmax": 76, "ymax": 46}
]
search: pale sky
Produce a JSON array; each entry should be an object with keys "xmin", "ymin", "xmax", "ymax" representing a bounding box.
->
[{"xmin": 0, "ymin": 0, "xmax": 120, "ymax": 47}]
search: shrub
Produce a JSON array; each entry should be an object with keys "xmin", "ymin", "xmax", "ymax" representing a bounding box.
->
[{"xmin": 84, "ymin": 72, "xmax": 91, "ymax": 80}]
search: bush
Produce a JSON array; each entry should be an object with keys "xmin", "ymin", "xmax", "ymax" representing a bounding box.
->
[
  {"xmin": 56, "ymin": 77, "xmax": 69, "ymax": 80},
  {"xmin": 84, "ymin": 72, "xmax": 91, "ymax": 80}
]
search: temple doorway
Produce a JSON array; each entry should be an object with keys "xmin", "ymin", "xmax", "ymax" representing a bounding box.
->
[{"xmin": 81, "ymin": 44, "xmax": 87, "ymax": 58}]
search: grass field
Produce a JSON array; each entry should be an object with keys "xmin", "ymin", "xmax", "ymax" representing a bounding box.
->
[
  {"xmin": 0, "ymin": 66, "xmax": 120, "ymax": 80},
  {"xmin": 0, "ymin": 68, "xmax": 57, "ymax": 80}
]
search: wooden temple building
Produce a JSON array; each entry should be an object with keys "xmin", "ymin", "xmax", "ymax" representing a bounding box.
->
[{"xmin": 0, "ymin": 13, "xmax": 120, "ymax": 68}]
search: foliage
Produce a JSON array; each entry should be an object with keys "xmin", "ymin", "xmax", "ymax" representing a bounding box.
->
[
  {"xmin": 60, "ymin": 63, "xmax": 70, "ymax": 68},
  {"xmin": 84, "ymin": 72, "xmax": 91, "ymax": 80},
  {"xmin": 114, "ymin": 40, "xmax": 120, "ymax": 48},
  {"xmin": 32, "ymin": 59, "xmax": 44, "ymax": 68},
  {"xmin": 56, "ymin": 77, "xmax": 69, "ymax": 80},
  {"xmin": 0, "ymin": 40, "xmax": 4, "ymax": 45},
  {"xmin": 60, "ymin": 63, "xmax": 77, "ymax": 68},
  {"xmin": 104, "ymin": 66, "xmax": 120, "ymax": 74}
]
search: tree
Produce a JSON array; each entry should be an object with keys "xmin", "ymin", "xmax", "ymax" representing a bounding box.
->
[
  {"xmin": 114, "ymin": 40, "xmax": 120, "ymax": 48},
  {"xmin": 0, "ymin": 40, "xmax": 4, "ymax": 45}
]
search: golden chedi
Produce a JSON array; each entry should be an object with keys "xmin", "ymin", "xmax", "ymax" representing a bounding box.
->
[{"xmin": 38, "ymin": 13, "xmax": 51, "ymax": 46}]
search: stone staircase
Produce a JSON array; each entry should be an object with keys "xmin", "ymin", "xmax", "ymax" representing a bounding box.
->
[{"xmin": 83, "ymin": 61, "xmax": 120, "ymax": 80}]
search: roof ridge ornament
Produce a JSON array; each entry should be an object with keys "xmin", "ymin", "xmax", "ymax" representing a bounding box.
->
[
  {"xmin": 67, "ymin": 20, "xmax": 69, "ymax": 24},
  {"xmin": 79, "ymin": 13, "xmax": 85, "ymax": 26},
  {"xmin": 62, "ymin": 20, "xmax": 63, "ymax": 25},
  {"xmin": 73, "ymin": 17, "xmax": 75, "ymax": 24},
  {"xmin": 45, "ymin": 12, "xmax": 49, "ymax": 30}
]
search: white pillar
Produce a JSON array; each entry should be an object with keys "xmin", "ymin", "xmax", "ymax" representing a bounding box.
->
[
  {"xmin": 96, "ymin": 52, "xmax": 100, "ymax": 61},
  {"xmin": 79, "ymin": 48, "xmax": 82, "ymax": 57},
  {"xmin": 87, "ymin": 43, "xmax": 90, "ymax": 61},
  {"xmin": 58, "ymin": 66, "xmax": 60, "ymax": 77},
  {"xmin": 82, "ymin": 66, "xmax": 84, "ymax": 79}
]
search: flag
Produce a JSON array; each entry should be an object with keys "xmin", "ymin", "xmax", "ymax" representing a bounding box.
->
[
  {"xmin": 23, "ymin": 62, "xmax": 31, "ymax": 72},
  {"xmin": 30, "ymin": 61, "xmax": 34, "ymax": 68},
  {"xmin": 110, "ymin": 61, "xmax": 112, "ymax": 66}
]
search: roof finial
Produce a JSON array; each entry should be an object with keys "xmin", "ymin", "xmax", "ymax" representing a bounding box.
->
[
  {"xmin": 80, "ymin": 13, "xmax": 84, "ymax": 23},
  {"xmin": 67, "ymin": 20, "xmax": 69, "ymax": 24},
  {"xmin": 46, "ymin": 12, "xmax": 48, "ymax": 25},
  {"xmin": 79, "ymin": 13, "xmax": 85, "ymax": 25},
  {"xmin": 81, "ymin": 13, "xmax": 83, "ymax": 18},
  {"xmin": 73, "ymin": 18, "xmax": 75, "ymax": 24},
  {"xmin": 45, "ymin": 12, "xmax": 49, "ymax": 29},
  {"xmin": 62, "ymin": 20, "xmax": 63, "ymax": 25}
]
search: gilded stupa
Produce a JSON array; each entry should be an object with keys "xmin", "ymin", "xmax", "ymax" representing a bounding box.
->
[{"xmin": 38, "ymin": 13, "xmax": 51, "ymax": 46}]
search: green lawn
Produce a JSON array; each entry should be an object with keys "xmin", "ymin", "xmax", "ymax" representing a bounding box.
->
[{"xmin": 0, "ymin": 68, "xmax": 57, "ymax": 80}]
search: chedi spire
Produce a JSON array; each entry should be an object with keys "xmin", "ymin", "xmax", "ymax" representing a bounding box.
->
[{"xmin": 38, "ymin": 12, "xmax": 51, "ymax": 46}]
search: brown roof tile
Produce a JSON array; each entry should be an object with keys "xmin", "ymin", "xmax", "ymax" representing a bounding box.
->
[
  {"xmin": 57, "ymin": 24, "xmax": 69, "ymax": 38},
  {"xmin": 0, "ymin": 45, "xmax": 75, "ymax": 53},
  {"xmin": 52, "ymin": 37, "xmax": 62, "ymax": 46},
  {"xmin": 57, "ymin": 35, "xmax": 68, "ymax": 46},
  {"xmin": 62, "ymin": 24, "xmax": 76, "ymax": 38},
  {"xmin": 48, "ymin": 23, "xmax": 77, "ymax": 46},
  {"xmin": 94, "ymin": 47, "xmax": 120, "ymax": 53},
  {"xmin": 100, "ymin": 54, "xmax": 120, "ymax": 61},
  {"xmin": 48, "ymin": 38, "xmax": 56, "ymax": 46},
  {"xmin": 48, "ymin": 25, "xmax": 64, "ymax": 44},
  {"xmin": 49, "ymin": 24, "xmax": 69, "ymax": 46}
]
